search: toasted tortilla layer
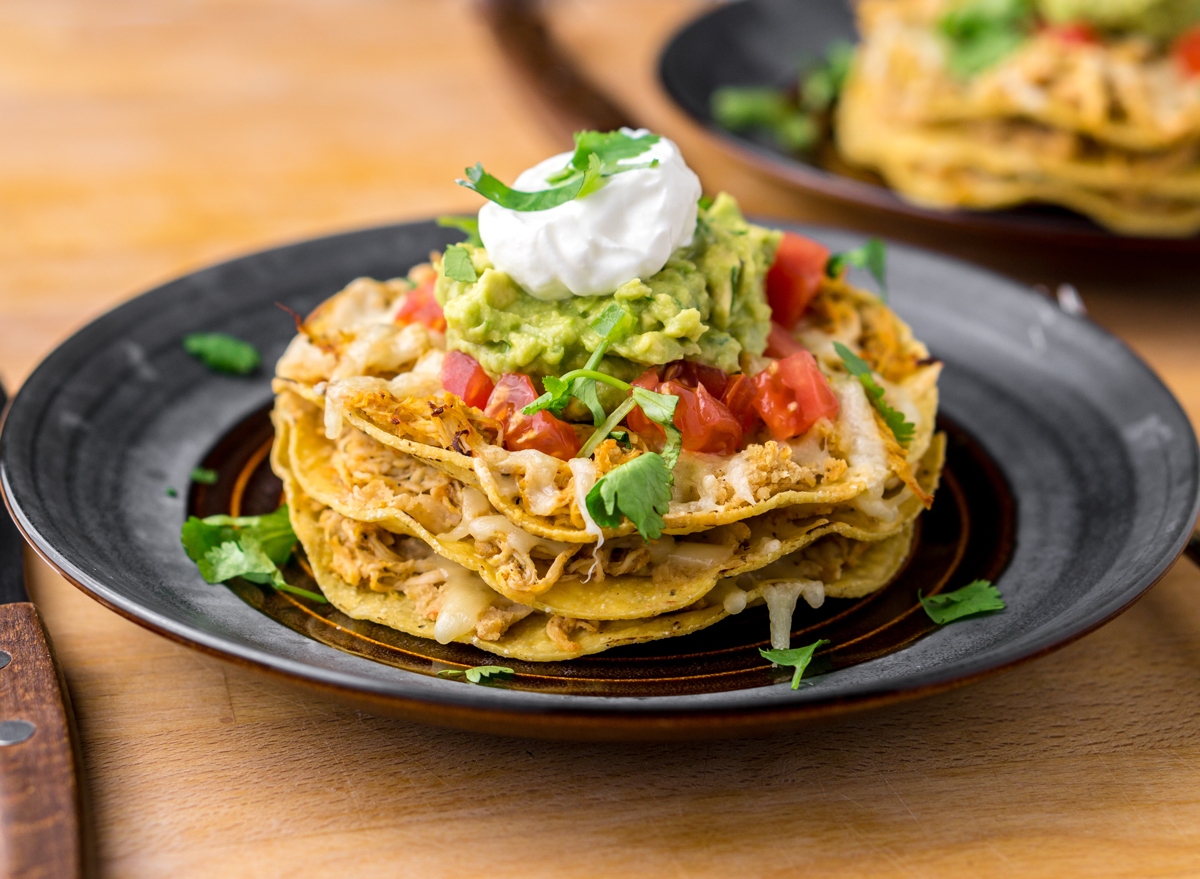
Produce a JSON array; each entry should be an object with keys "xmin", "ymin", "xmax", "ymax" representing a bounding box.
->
[
  {"xmin": 275, "ymin": 277, "xmax": 940, "ymax": 543},
  {"xmin": 837, "ymin": 0, "xmax": 1200, "ymax": 236},
  {"xmin": 275, "ymin": 389, "xmax": 945, "ymax": 622},
  {"xmin": 279, "ymin": 450, "xmax": 920, "ymax": 662}
]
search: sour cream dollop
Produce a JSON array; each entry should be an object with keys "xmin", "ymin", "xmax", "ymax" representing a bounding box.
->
[{"xmin": 477, "ymin": 129, "xmax": 702, "ymax": 301}]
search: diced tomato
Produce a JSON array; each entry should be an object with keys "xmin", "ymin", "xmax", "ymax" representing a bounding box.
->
[
  {"xmin": 660, "ymin": 360, "xmax": 728, "ymax": 399},
  {"xmin": 440, "ymin": 350, "xmax": 494, "ymax": 410},
  {"xmin": 1175, "ymin": 25, "xmax": 1200, "ymax": 76},
  {"xmin": 751, "ymin": 351, "xmax": 840, "ymax": 440},
  {"xmin": 765, "ymin": 322, "xmax": 808, "ymax": 359},
  {"xmin": 484, "ymin": 374, "xmax": 580, "ymax": 461},
  {"xmin": 766, "ymin": 232, "xmax": 830, "ymax": 330},
  {"xmin": 1045, "ymin": 21, "xmax": 1100, "ymax": 44},
  {"xmin": 660, "ymin": 380, "xmax": 742, "ymax": 455},
  {"xmin": 395, "ymin": 278, "xmax": 446, "ymax": 333},
  {"xmin": 626, "ymin": 368, "xmax": 663, "ymax": 437},
  {"xmin": 721, "ymin": 374, "xmax": 761, "ymax": 434}
]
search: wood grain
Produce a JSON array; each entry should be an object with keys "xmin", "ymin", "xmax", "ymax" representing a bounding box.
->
[
  {"xmin": 4, "ymin": 1, "xmax": 1200, "ymax": 877},
  {"xmin": 0, "ymin": 604, "xmax": 89, "ymax": 879}
]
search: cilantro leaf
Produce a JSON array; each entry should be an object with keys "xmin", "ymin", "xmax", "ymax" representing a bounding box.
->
[
  {"xmin": 630, "ymin": 386, "xmax": 682, "ymax": 467},
  {"xmin": 443, "ymin": 245, "xmax": 478, "ymax": 284},
  {"xmin": 545, "ymin": 129, "xmax": 661, "ymax": 182},
  {"xmin": 437, "ymin": 665, "xmax": 515, "ymax": 684},
  {"xmin": 938, "ymin": 0, "xmax": 1034, "ymax": 77},
  {"xmin": 183, "ymin": 333, "xmax": 261, "ymax": 375},
  {"xmin": 800, "ymin": 41, "xmax": 855, "ymax": 112},
  {"xmin": 569, "ymin": 377, "xmax": 606, "ymax": 426},
  {"xmin": 525, "ymin": 375, "xmax": 573, "ymax": 417},
  {"xmin": 180, "ymin": 506, "xmax": 326, "ymax": 603},
  {"xmin": 436, "ymin": 215, "xmax": 482, "ymax": 247},
  {"xmin": 834, "ymin": 342, "xmax": 915, "ymax": 447},
  {"xmin": 586, "ymin": 452, "xmax": 674, "ymax": 540},
  {"xmin": 827, "ymin": 238, "xmax": 888, "ymax": 299},
  {"xmin": 190, "ymin": 467, "xmax": 218, "ymax": 485},
  {"xmin": 166, "ymin": 487, "xmax": 178, "ymax": 498},
  {"xmin": 711, "ymin": 87, "xmax": 819, "ymax": 152},
  {"xmin": 458, "ymin": 161, "xmax": 593, "ymax": 212},
  {"xmin": 919, "ymin": 580, "xmax": 1005, "ymax": 624},
  {"xmin": 459, "ymin": 130, "xmax": 660, "ymax": 212},
  {"xmin": 760, "ymin": 639, "xmax": 831, "ymax": 689},
  {"xmin": 591, "ymin": 302, "xmax": 634, "ymax": 342}
]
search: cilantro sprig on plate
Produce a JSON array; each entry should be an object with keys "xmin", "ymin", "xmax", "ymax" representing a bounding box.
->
[
  {"xmin": 827, "ymin": 238, "xmax": 887, "ymax": 300},
  {"xmin": 436, "ymin": 665, "xmax": 515, "ymax": 684},
  {"xmin": 760, "ymin": 639, "xmax": 830, "ymax": 689},
  {"xmin": 183, "ymin": 333, "xmax": 261, "ymax": 375},
  {"xmin": 919, "ymin": 580, "xmax": 1005, "ymax": 624},
  {"xmin": 458, "ymin": 130, "xmax": 660, "ymax": 212},
  {"xmin": 181, "ymin": 506, "xmax": 326, "ymax": 603},
  {"xmin": 834, "ymin": 342, "xmax": 915, "ymax": 448}
]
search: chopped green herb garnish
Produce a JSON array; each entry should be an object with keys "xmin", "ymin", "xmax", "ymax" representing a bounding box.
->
[
  {"xmin": 711, "ymin": 87, "xmax": 818, "ymax": 152},
  {"xmin": 443, "ymin": 244, "xmax": 478, "ymax": 283},
  {"xmin": 190, "ymin": 467, "xmax": 219, "ymax": 485},
  {"xmin": 919, "ymin": 580, "xmax": 1005, "ymax": 624},
  {"xmin": 437, "ymin": 665, "xmax": 515, "ymax": 684},
  {"xmin": 436, "ymin": 215, "xmax": 482, "ymax": 247},
  {"xmin": 834, "ymin": 342, "xmax": 915, "ymax": 447},
  {"xmin": 586, "ymin": 452, "xmax": 674, "ymax": 540},
  {"xmin": 827, "ymin": 238, "xmax": 888, "ymax": 299},
  {"xmin": 522, "ymin": 303, "xmax": 634, "ymax": 425},
  {"xmin": 166, "ymin": 487, "xmax": 178, "ymax": 498},
  {"xmin": 458, "ymin": 130, "xmax": 660, "ymax": 212},
  {"xmin": 760, "ymin": 639, "xmax": 831, "ymax": 689},
  {"xmin": 938, "ymin": 0, "xmax": 1034, "ymax": 77},
  {"xmin": 183, "ymin": 333, "xmax": 261, "ymax": 375},
  {"xmin": 800, "ymin": 41, "xmax": 855, "ymax": 112},
  {"xmin": 180, "ymin": 506, "xmax": 326, "ymax": 603},
  {"xmin": 629, "ymin": 386, "xmax": 682, "ymax": 467}
]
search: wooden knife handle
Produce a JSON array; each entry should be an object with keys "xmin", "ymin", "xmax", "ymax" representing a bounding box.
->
[{"xmin": 0, "ymin": 603, "xmax": 91, "ymax": 879}]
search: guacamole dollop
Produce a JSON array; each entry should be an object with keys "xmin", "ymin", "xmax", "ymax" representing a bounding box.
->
[
  {"xmin": 434, "ymin": 193, "xmax": 779, "ymax": 389},
  {"xmin": 1038, "ymin": 0, "xmax": 1200, "ymax": 38}
]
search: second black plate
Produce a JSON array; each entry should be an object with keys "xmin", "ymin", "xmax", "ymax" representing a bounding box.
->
[{"xmin": 659, "ymin": 0, "xmax": 1200, "ymax": 249}]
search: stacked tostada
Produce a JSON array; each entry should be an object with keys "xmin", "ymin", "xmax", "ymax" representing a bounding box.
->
[{"xmin": 271, "ymin": 130, "xmax": 943, "ymax": 661}]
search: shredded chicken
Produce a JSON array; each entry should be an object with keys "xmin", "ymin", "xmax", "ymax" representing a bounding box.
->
[
  {"xmin": 476, "ymin": 604, "xmax": 534, "ymax": 641},
  {"xmin": 545, "ymin": 615, "xmax": 600, "ymax": 651},
  {"xmin": 320, "ymin": 509, "xmax": 441, "ymax": 593},
  {"xmin": 318, "ymin": 509, "xmax": 530, "ymax": 641},
  {"xmin": 332, "ymin": 428, "xmax": 461, "ymax": 532}
]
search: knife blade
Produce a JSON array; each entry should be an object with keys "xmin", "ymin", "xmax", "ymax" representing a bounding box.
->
[{"xmin": 0, "ymin": 382, "xmax": 93, "ymax": 878}]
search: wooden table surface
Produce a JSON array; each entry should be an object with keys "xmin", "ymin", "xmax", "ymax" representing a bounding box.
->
[{"xmin": 5, "ymin": 1, "xmax": 1200, "ymax": 876}]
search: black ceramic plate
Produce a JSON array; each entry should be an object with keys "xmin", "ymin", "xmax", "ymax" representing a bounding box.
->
[
  {"xmin": 2, "ymin": 220, "xmax": 1197, "ymax": 741},
  {"xmin": 659, "ymin": 0, "xmax": 1200, "ymax": 250}
]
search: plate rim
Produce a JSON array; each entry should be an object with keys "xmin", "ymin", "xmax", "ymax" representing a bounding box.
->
[{"xmin": 3, "ymin": 216, "xmax": 1198, "ymax": 738}]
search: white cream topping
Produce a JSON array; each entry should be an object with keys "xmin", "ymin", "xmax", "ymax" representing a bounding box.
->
[{"xmin": 477, "ymin": 129, "xmax": 702, "ymax": 300}]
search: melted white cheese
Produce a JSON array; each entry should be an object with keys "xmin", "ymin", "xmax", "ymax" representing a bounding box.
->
[
  {"xmin": 432, "ymin": 560, "xmax": 495, "ymax": 644},
  {"xmin": 761, "ymin": 579, "xmax": 826, "ymax": 651},
  {"xmin": 440, "ymin": 487, "xmax": 492, "ymax": 542},
  {"xmin": 477, "ymin": 129, "xmax": 701, "ymax": 300},
  {"xmin": 503, "ymin": 450, "xmax": 566, "ymax": 517},
  {"xmin": 567, "ymin": 458, "xmax": 604, "ymax": 546}
]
